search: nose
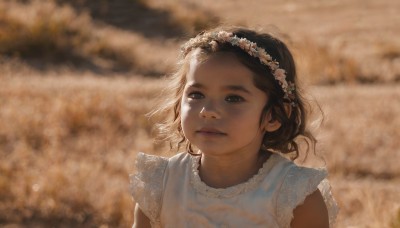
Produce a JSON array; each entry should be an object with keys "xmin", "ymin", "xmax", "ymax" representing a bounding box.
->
[{"xmin": 199, "ymin": 106, "xmax": 220, "ymax": 119}]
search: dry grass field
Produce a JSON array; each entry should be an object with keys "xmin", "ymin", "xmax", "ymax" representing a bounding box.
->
[{"xmin": 0, "ymin": 0, "xmax": 399, "ymax": 227}]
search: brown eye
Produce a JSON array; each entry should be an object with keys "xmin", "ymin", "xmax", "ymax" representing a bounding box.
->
[
  {"xmin": 188, "ymin": 92, "xmax": 204, "ymax": 99},
  {"xmin": 225, "ymin": 95, "xmax": 245, "ymax": 103}
]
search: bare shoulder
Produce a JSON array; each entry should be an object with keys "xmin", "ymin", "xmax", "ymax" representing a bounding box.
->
[
  {"xmin": 290, "ymin": 189, "xmax": 329, "ymax": 228},
  {"xmin": 133, "ymin": 203, "xmax": 152, "ymax": 228}
]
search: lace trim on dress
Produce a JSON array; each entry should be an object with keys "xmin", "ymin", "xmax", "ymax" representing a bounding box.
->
[
  {"xmin": 190, "ymin": 153, "xmax": 278, "ymax": 198},
  {"xmin": 276, "ymin": 165, "xmax": 338, "ymax": 228},
  {"xmin": 129, "ymin": 152, "xmax": 168, "ymax": 227},
  {"xmin": 319, "ymin": 179, "xmax": 339, "ymax": 227}
]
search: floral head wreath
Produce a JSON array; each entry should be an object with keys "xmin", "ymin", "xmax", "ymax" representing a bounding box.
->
[{"xmin": 181, "ymin": 31, "xmax": 296, "ymax": 105}]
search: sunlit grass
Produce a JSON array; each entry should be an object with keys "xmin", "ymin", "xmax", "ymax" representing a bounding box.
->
[
  {"xmin": 0, "ymin": 72, "xmax": 399, "ymax": 227},
  {"xmin": 143, "ymin": 0, "xmax": 220, "ymax": 36},
  {"xmin": 0, "ymin": 0, "xmax": 399, "ymax": 227},
  {"xmin": 292, "ymin": 39, "xmax": 362, "ymax": 85},
  {"xmin": 0, "ymin": 1, "xmax": 135, "ymax": 71},
  {"xmin": 0, "ymin": 73, "xmax": 164, "ymax": 226}
]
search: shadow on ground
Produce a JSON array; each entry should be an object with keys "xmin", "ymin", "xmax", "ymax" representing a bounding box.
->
[{"xmin": 55, "ymin": 0, "xmax": 190, "ymax": 39}]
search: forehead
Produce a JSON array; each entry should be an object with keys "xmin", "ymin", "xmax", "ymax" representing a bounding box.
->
[{"xmin": 186, "ymin": 50, "xmax": 256, "ymax": 87}]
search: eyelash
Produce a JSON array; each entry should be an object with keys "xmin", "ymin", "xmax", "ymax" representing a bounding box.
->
[
  {"xmin": 225, "ymin": 95, "xmax": 245, "ymax": 103},
  {"xmin": 187, "ymin": 91, "xmax": 204, "ymax": 99},
  {"xmin": 187, "ymin": 92, "xmax": 245, "ymax": 103}
]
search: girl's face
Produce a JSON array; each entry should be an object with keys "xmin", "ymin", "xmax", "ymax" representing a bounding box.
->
[{"xmin": 181, "ymin": 51, "xmax": 275, "ymax": 157}]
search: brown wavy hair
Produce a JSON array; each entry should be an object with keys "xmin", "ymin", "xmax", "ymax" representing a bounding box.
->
[{"xmin": 150, "ymin": 26, "xmax": 318, "ymax": 160}]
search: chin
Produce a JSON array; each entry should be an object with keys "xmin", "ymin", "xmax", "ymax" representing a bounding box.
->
[{"xmin": 197, "ymin": 147, "xmax": 233, "ymax": 156}]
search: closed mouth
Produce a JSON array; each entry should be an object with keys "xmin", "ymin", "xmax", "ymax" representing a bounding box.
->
[{"xmin": 196, "ymin": 128, "xmax": 226, "ymax": 135}]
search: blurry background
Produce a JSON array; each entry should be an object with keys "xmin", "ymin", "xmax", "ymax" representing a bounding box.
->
[{"xmin": 0, "ymin": 0, "xmax": 399, "ymax": 227}]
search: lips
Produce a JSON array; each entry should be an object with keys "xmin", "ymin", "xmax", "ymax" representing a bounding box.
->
[{"xmin": 196, "ymin": 127, "xmax": 226, "ymax": 135}]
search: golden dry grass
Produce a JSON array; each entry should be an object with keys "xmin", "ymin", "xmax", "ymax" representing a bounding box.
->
[
  {"xmin": 191, "ymin": 0, "xmax": 400, "ymax": 83},
  {"xmin": 0, "ymin": 72, "xmax": 163, "ymax": 227},
  {"xmin": 1, "ymin": 0, "xmax": 400, "ymax": 227},
  {"xmin": 0, "ymin": 0, "xmax": 219, "ymax": 75},
  {"xmin": 2, "ymin": 0, "xmax": 399, "ymax": 83},
  {"xmin": 1, "ymin": 72, "xmax": 399, "ymax": 227},
  {"xmin": 312, "ymin": 85, "xmax": 400, "ymax": 227},
  {"xmin": 0, "ymin": 1, "xmax": 137, "ymax": 72}
]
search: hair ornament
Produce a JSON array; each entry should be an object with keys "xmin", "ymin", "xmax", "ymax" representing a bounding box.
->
[{"xmin": 182, "ymin": 31, "xmax": 296, "ymax": 105}]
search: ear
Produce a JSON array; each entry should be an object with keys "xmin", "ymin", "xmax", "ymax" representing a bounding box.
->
[
  {"xmin": 262, "ymin": 111, "xmax": 281, "ymax": 132},
  {"xmin": 262, "ymin": 103, "xmax": 292, "ymax": 132}
]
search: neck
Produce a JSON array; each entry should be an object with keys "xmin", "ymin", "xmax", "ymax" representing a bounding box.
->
[{"xmin": 198, "ymin": 151, "xmax": 270, "ymax": 188}]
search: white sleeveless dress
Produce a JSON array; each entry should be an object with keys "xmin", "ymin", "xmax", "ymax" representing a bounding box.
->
[{"xmin": 130, "ymin": 152, "xmax": 338, "ymax": 228}]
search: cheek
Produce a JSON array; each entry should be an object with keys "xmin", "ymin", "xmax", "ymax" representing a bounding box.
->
[
  {"xmin": 227, "ymin": 107, "xmax": 263, "ymax": 127},
  {"xmin": 181, "ymin": 97, "xmax": 203, "ymax": 116},
  {"xmin": 181, "ymin": 100, "xmax": 193, "ymax": 119},
  {"xmin": 227, "ymin": 105, "xmax": 256, "ymax": 118},
  {"xmin": 180, "ymin": 100, "xmax": 197, "ymax": 133},
  {"xmin": 180, "ymin": 100, "xmax": 188, "ymax": 124}
]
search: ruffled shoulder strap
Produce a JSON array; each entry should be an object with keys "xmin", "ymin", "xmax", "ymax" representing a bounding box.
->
[
  {"xmin": 276, "ymin": 163, "xmax": 338, "ymax": 228},
  {"xmin": 318, "ymin": 178, "xmax": 339, "ymax": 227},
  {"xmin": 129, "ymin": 152, "xmax": 168, "ymax": 225}
]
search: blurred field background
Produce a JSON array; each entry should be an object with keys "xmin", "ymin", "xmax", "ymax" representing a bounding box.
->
[{"xmin": 0, "ymin": 0, "xmax": 399, "ymax": 227}]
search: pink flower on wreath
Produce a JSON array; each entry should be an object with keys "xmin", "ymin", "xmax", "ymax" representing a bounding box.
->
[
  {"xmin": 268, "ymin": 62, "xmax": 279, "ymax": 71},
  {"xmin": 210, "ymin": 40, "xmax": 218, "ymax": 51},
  {"xmin": 274, "ymin": 69, "xmax": 288, "ymax": 89},
  {"xmin": 238, "ymin": 39, "xmax": 248, "ymax": 49},
  {"xmin": 217, "ymin": 31, "xmax": 232, "ymax": 42},
  {"xmin": 274, "ymin": 68, "xmax": 286, "ymax": 80}
]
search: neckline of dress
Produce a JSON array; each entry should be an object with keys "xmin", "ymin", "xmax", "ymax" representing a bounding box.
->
[{"xmin": 189, "ymin": 153, "xmax": 279, "ymax": 198}]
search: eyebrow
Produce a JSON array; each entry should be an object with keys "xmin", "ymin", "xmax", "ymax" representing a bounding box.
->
[{"xmin": 186, "ymin": 83, "xmax": 252, "ymax": 94}]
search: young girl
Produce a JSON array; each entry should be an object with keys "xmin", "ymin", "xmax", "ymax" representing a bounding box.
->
[{"xmin": 130, "ymin": 27, "xmax": 338, "ymax": 228}]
